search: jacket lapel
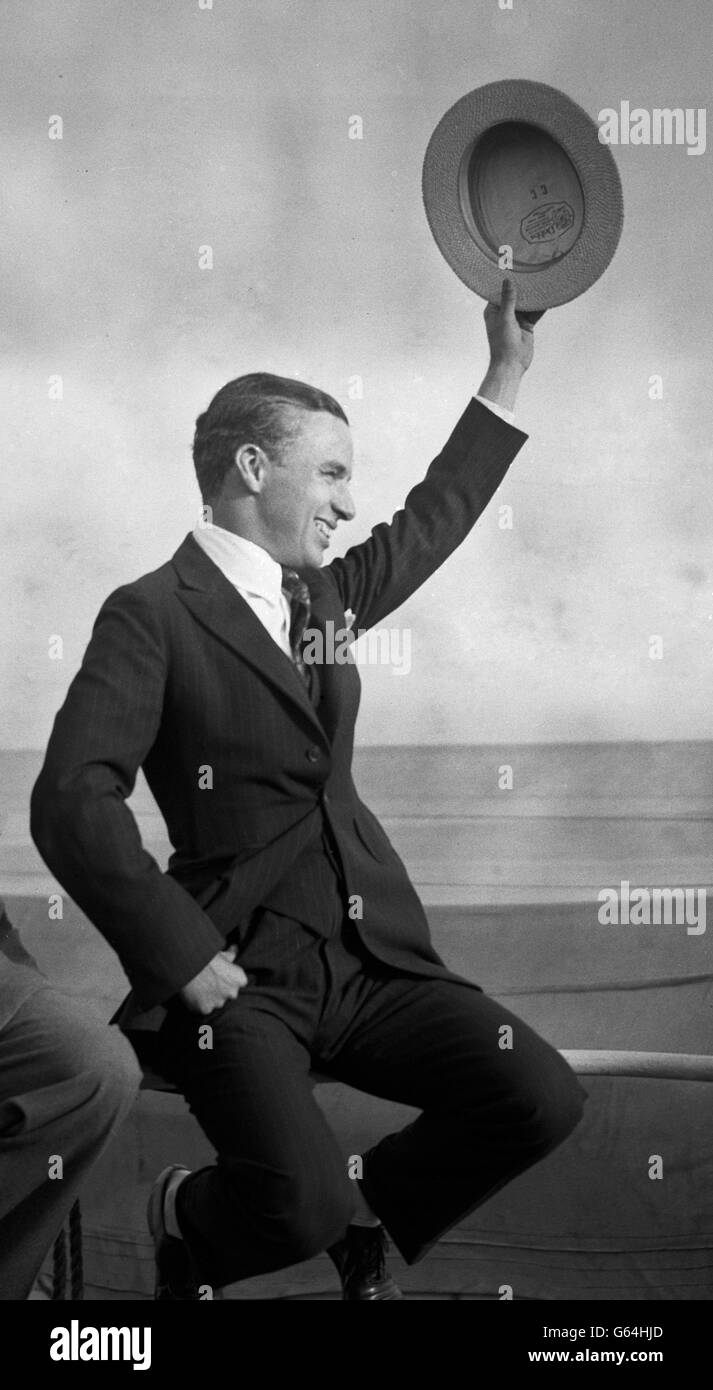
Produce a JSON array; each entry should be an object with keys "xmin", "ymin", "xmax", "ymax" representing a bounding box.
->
[{"xmin": 171, "ymin": 533, "xmax": 331, "ymax": 746}]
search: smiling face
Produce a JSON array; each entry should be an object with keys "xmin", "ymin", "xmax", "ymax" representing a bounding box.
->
[{"xmin": 257, "ymin": 409, "xmax": 356, "ymax": 569}]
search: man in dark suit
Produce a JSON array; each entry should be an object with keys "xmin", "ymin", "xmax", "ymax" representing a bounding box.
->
[{"xmin": 31, "ymin": 281, "xmax": 586, "ymax": 1299}]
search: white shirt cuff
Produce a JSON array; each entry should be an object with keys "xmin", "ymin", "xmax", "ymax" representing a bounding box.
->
[{"xmin": 474, "ymin": 394, "xmax": 515, "ymax": 427}]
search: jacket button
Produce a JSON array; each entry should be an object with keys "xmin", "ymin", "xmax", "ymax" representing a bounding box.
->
[{"xmin": 306, "ymin": 747, "xmax": 320, "ymax": 763}]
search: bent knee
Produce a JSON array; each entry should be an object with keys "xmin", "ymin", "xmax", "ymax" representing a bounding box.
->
[
  {"xmin": 241, "ymin": 1169, "xmax": 355, "ymax": 1264},
  {"xmin": 58, "ymin": 1019, "xmax": 141, "ymax": 1119},
  {"xmin": 520, "ymin": 1063, "xmax": 587, "ymax": 1152},
  {"xmin": 90, "ymin": 1027, "xmax": 142, "ymax": 1105}
]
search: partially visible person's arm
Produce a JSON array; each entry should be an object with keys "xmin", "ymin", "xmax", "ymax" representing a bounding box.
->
[{"xmin": 326, "ymin": 278, "xmax": 541, "ymax": 631}]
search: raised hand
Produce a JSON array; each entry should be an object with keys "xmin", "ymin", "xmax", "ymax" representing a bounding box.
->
[{"xmin": 478, "ymin": 276, "xmax": 545, "ymax": 411}]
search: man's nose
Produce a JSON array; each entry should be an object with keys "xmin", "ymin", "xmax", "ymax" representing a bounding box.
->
[{"xmin": 334, "ymin": 484, "xmax": 356, "ymax": 522}]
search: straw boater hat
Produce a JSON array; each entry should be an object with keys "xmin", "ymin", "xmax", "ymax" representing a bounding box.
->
[{"xmin": 422, "ymin": 79, "xmax": 624, "ymax": 310}]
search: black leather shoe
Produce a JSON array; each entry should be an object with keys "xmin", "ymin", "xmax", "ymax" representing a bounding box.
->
[
  {"xmin": 327, "ymin": 1224, "xmax": 403, "ymax": 1300},
  {"xmin": 147, "ymin": 1165, "xmax": 201, "ymax": 1301}
]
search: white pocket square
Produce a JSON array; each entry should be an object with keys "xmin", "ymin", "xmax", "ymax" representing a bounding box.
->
[{"xmin": 343, "ymin": 608, "xmax": 356, "ymax": 632}]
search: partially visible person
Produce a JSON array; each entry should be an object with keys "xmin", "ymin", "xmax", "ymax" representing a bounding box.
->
[{"xmin": 0, "ymin": 899, "xmax": 140, "ymax": 1299}]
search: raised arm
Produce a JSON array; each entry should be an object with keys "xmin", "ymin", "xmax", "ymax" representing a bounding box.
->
[{"xmin": 326, "ymin": 279, "xmax": 541, "ymax": 630}]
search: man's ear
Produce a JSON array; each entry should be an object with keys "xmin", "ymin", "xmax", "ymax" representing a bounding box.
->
[{"xmin": 232, "ymin": 443, "xmax": 266, "ymax": 494}]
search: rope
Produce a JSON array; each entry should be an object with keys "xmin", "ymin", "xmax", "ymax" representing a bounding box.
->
[
  {"xmin": 51, "ymin": 1226, "xmax": 67, "ymax": 1300},
  {"xmin": 69, "ymin": 1200, "xmax": 84, "ymax": 1300},
  {"xmin": 50, "ymin": 1200, "xmax": 85, "ymax": 1300}
]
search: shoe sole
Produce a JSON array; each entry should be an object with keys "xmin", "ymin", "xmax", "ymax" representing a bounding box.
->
[
  {"xmin": 348, "ymin": 1286, "xmax": 404, "ymax": 1300},
  {"xmin": 147, "ymin": 1164, "xmax": 190, "ymax": 1242}
]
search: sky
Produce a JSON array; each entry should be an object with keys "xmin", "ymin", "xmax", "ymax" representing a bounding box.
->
[{"xmin": 3, "ymin": 0, "xmax": 712, "ymax": 746}]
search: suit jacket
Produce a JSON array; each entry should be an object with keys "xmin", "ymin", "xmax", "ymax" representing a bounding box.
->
[{"xmin": 30, "ymin": 400, "xmax": 528, "ymax": 1040}]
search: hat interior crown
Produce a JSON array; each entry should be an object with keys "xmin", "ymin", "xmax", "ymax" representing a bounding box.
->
[{"xmin": 458, "ymin": 121, "xmax": 585, "ymax": 271}]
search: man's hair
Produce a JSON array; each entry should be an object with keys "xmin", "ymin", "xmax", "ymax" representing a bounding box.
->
[{"xmin": 192, "ymin": 372, "xmax": 349, "ymax": 503}]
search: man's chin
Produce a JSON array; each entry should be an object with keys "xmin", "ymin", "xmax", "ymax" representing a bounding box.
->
[
  {"xmin": 280, "ymin": 547, "xmax": 313, "ymax": 569},
  {"xmin": 285, "ymin": 536, "xmax": 327, "ymax": 569}
]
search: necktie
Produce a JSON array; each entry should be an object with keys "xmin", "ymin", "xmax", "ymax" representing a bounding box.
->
[{"xmin": 280, "ymin": 566, "xmax": 312, "ymax": 688}]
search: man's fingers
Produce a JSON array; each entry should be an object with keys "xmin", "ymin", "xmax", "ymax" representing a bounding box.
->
[
  {"xmin": 516, "ymin": 307, "xmax": 546, "ymax": 328},
  {"xmin": 500, "ymin": 276, "xmax": 517, "ymax": 314},
  {"xmin": 218, "ymin": 958, "xmax": 248, "ymax": 986},
  {"xmin": 500, "ymin": 278, "xmax": 546, "ymax": 324},
  {"xmin": 220, "ymin": 971, "xmax": 246, "ymax": 1004}
]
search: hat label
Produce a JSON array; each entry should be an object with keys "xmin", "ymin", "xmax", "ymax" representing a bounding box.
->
[{"xmin": 521, "ymin": 201, "xmax": 575, "ymax": 245}]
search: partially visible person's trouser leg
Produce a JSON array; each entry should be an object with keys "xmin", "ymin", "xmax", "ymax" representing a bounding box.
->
[
  {"xmin": 157, "ymin": 996, "xmax": 356, "ymax": 1291},
  {"xmin": 321, "ymin": 973, "xmax": 587, "ymax": 1265},
  {"xmin": 0, "ymin": 966, "xmax": 140, "ymax": 1300}
]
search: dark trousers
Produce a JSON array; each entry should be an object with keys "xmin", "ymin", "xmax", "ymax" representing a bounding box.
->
[{"xmin": 157, "ymin": 889, "xmax": 587, "ymax": 1290}]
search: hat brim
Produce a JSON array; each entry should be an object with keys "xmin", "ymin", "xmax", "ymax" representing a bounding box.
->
[{"xmin": 422, "ymin": 79, "xmax": 624, "ymax": 310}]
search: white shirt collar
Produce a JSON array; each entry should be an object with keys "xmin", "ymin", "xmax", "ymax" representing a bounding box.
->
[{"xmin": 192, "ymin": 521, "xmax": 284, "ymax": 604}]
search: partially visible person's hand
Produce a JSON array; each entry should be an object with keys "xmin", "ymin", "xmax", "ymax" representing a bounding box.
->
[
  {"xmin": 478, "ymin": 277, "xmax": 546, "ymax": 412},
  {"xmin": 484, "ymin": 276, "xmax": 545, "ymax": 375},
  {"xmin": 178, "ymin": 945, "xmax": 248, "ymax": 1015}
]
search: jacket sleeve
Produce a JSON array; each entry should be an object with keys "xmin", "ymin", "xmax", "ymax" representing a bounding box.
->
[
  {"xmin": 325, "ymin": 398, "xmax": 528, "ymax": 630},
  {"xmin": 30, "ymin": 586, "xmax": 226, "ymax": 1009}
]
